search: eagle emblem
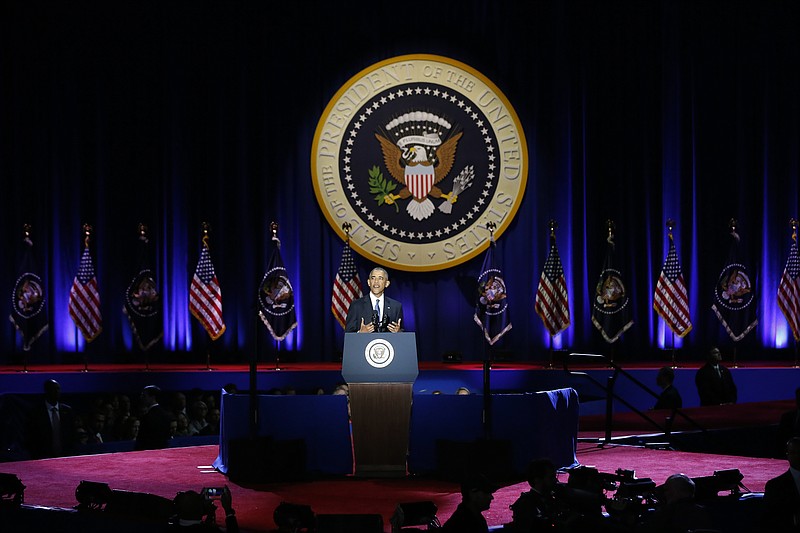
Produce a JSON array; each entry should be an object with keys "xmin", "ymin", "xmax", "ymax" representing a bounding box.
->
[{"xmin": 374, "ymin": 111, "xmax": 464, "ymax": 221}]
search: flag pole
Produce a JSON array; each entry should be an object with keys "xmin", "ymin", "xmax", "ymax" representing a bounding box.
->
[
  {"xmin": 271, "ymin": 222, "xmax": 282, "ymax": 372},
  {"xmin": 670, "ymin": 330, "xmax": 676, "ymax": 369},
  {"xmin": 202, "ymin": 223, "xmax": 215, "ymax": 371},
  {"xmin": 544, "ymin": 219, "xmax": 557, "ymax": 370},
  {"xmin": 607, "ymin": 220, "xmax": 615, "ymax": 366},
  {"xmin": 139, "ymin": 223, "xmax": 152, "ymax": 372},
  {"xmin": 482, "ymin": 221, "xmax": 496, "ymax": 440},
  {"xmin": 81, "ymin": 224, "xmax": 92, "ymax": 373},
  {"xmin": 19, "ymin": 224, "xmax": 31, "ymax": 374}
]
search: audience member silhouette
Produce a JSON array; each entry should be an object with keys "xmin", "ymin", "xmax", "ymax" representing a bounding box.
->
[
  {"xmin": 778, "ymin": 388, "xmax": 800, "ymax": 450},
  {"xmin": 25, "ymin": 379, "xmax": 76, "ymax": 458},
  {"xmin": 171, "ymin": 485, "xmax": 239, "ymax": 532},
  {"xmin": 695, "ymin": 346, "xmax": 737, "ymax": 406},
  {"xmin": 199, "ymin": 408, "xmax": 220, "ymax": 436},
  {"xmin": 187, "ymin": 400, "xmax": 210, "ymax": 436},
  {"xmin": 87, "ymin": 409, "xmax": 110, "ymax": 444},
  {"xmin": 653, "ymin": 366, "xmax": 682, "ymax": 411},
  {"xmin": 441, "ymin": 473, "xmax": 497, "ymax": 533},
  {"xmin": 118, "ymin": 416, "xmax": 140, "ymax": 441},
  {"xmin": 174, "ymin": 411, "xmax": 192, "ymax": 437},
  {"xmin": 169, "ymin": 391, "xmax": 188, "ymax": 419},
  {"xmin": 135, "ymin": 385, "xmax": 174, "ymax": 451},
  {"xmin": 762, "ymin": 437, "xmax": 800, "ymax": 532},
  {"xmin": 635, "ymin": 473, "xmax": 713, "ymax": 533},
  {"xmin": 505, "ymin": 458, "xmax": 558, "ymax": 532}
]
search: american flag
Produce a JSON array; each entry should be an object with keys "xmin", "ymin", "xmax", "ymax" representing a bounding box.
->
[
  {"xmin": 331, "ymin": 241, "xmax": 363, "ymax": 328},
  {"xmin": 534, "ymin": 234, "xmax": 570, "ymax": 336},
  {"xmin": 189, "ymin": 241, "xmax": 225, "ymax": 340},
  {"xmin": 777, "ymin": 231, "xmax": 800, "ymax": 342},
  {"xmin": 653, "ymin": 234, "xmax": 692, "ymax": 337},
  {"xmin": 69, "ymin": 246, "xmax": 102, "ymax": 342}
]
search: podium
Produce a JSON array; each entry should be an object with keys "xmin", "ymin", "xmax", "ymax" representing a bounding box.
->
[{"xmin": 342, "ymin": 332, "xmax": 418, "ymax": 477}]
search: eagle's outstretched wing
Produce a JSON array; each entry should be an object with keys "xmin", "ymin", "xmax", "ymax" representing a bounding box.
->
[
  {"xmin": 374, "ymin": 133, "xmax": 406, "ymax": 183},
  {"xmin": 433, "ymin": 132, "xmax": 463, "ymax": 183}
]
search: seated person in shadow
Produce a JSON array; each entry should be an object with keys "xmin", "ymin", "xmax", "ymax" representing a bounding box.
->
[
  {"xmin": 653, "ymin": 366, "xmax": 682, "ymax": 411},
  {"xmin": 171, "ymin": 485, "xmax": 238, "ymax": 532},
  {"xmin": 441, "ymin": 473, "xmax": 497, "ymax": 533},
  {"xmin": 635, "ymin": 473, "xmax": 713, "ymax": 533},
  {"xmin": 504, "ymin": 458, "xmax": 559, "ymax": 532}
]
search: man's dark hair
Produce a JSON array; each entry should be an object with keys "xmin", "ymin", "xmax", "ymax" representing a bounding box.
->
[
  {"xmin": 526, "ymin": 458, "xmax": 556, "ymax": 485},
  {"xmin": 143, "ymin": 385, "xmax": 162, "ymax": 402},
  {"xmin": 657, "ymin": 366, "xmax": 675, "ymax": 384}
]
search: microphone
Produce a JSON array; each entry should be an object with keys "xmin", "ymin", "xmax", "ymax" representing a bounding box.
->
[
  {"xmin": 379, "ymin": 313, "xmax": 389, "ymax": 332},
  {"xmin": 372, "ymin": 311, "xmax": 380, "ymax": 331}
]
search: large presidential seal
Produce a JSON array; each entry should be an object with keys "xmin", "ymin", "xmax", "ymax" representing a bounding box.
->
[{"xmin": 312, "ymin": 54, "xmax": 527, "ymax": 271}]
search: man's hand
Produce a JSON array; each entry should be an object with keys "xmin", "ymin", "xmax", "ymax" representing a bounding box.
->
[
  {"xmin": 221, "ymin": 485, "xmax": 234, "ymax": 514},
  {"xmin": 388, "ymin": 318, "xmax": 402, "ymax": 333},
  {"xmin": 358, "ymin": 318, "xmax": 375, "ymax": 333}
]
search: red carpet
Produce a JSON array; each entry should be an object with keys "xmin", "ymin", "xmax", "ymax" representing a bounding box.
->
[{"xmin": 0, "ymin": 443, "xmax": 788, "ymax": 532}]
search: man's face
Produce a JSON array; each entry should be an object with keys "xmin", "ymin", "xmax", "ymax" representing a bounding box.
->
[
  {"xmin": 368, "ymin": 268, "xmax": 389, "ymax": 297},
  {"xmin": 709, "ymin": 348, "xmax": 721, "ymax": 364}
]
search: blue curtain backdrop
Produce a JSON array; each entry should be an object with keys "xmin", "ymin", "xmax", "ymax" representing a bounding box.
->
[{"xmin": 1, "ymin": 0, "xmax": 798, "ymax": 364}]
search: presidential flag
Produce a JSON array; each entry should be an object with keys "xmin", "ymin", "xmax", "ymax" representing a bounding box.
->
[
  {"xmin": 592, "ymin": 228, "xmax": 633, "ymax": 343},
  {"xmin": 122, "ymin": 225, "xmax": 163, "ymax": 351},
  {"xmin": 711, "ymin": 223, "xmax": 757, "ymax": 341},
  {"xmin": 534, "ymin": 231, "xmax": 570, "ymax": 336},
  {"xmin": 653, "ymin": 231, "xmax": 692, "ymax": 337},
  {"xmin": 69, "ymin": 234, "xmax": 102, "ymax": 342},
  {"xmin": 10, "ymin": 228, "xmax": 48, "ymax": 350},
  {"xmin": 777, "ymin": 227, "xmax": 800, "ymax": 342},
  {"xmin": 474, "ymin": 238, "xmax": 512, "ymax": 345},
  {"xmin": 189, "ymin": 234, "xmax": 225, "ymax": 340},
  {"xmin": 331, "ymin": 239, "xmax": 363, "ymax": 329},
  {"xmin": 258, "ymin": 234, "xmax": 298, "ymax": 341}
]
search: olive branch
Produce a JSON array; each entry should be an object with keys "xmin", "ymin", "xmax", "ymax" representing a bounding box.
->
[{"xmin": 368, "ymin": 165, "xmax": 399, "ymax": 212}]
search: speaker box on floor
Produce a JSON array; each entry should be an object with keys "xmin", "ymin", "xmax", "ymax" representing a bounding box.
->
[
  {"xmin": 316, "ymin": 513, "xmax": 384, "ymax": 533},
  {"xmin": 435, "ymin": 438, "xmax": 515, "ymax": 481},
  {"xmin": 227, "ymin": 436, "xmax": 307, "ymax": 482}
]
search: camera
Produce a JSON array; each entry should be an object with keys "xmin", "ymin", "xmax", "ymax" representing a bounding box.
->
[{"xmin": 201, "ymin": 487, "xmax": 224, "ymax": 500}]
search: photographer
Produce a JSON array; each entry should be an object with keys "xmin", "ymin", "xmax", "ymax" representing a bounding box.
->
[
  {"xmin": 505, "ymin": 458, "xmax": 559, "ymax": 532},
  {"xmin": 635, "ymin": 474, "xmax": 712, "ymax": 533},
  {"xmin": 171, "ymin": 485, "xmax": 238, "ymax": 532}
]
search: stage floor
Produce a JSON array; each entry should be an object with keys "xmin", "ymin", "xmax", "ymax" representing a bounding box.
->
[{"xmin": 0, "ymin": 443, "xmax": 785, "ymax": 533}]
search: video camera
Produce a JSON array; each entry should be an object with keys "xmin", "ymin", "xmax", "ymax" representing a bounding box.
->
[
  {"xmin": 201, "ymin": 487, "xmax": 224, "ymax": 501},
  {"xmin": 559, "ymin": 466, "xmax": 657, "ymax": 524}
]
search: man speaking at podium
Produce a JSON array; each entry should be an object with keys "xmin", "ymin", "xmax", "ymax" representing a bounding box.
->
[{"xmin": 345, "ymin": 267, "xmax": 404, "ymax": 333}]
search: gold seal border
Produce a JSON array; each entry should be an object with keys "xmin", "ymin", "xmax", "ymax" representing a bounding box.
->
[{"xmin": 311, "ymin": 54, "xmax": 528, "ymax": 272}]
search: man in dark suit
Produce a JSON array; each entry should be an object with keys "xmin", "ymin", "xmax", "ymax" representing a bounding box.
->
[
  {"xmin": 654, "ymin": 366, "xmax": 683, "ymax": 411},
  {"xmin": 26, "ymin": 379, "xmax": 76, "ymax": 458},
  {"xmin": 763, "ymin": 437, "xmax": 800, "ymax": 532},
  {"xmin": 694, "ymin": 346, "xmax": 737, "ymax": 406},
  {"xmin": 778, "ymin": 387, "xmax": 800, "ymax": 446},
  {"xmin": 135, "ymin": 385, "xmax": 174, "ymax": 451},
  {"xmin": 345, "ymin": 267, "xmax": 404, "ymax": 333}
]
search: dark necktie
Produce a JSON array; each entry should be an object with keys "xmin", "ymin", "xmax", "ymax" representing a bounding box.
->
[
  {"xmin": 374, "ymin": 299, "xmax": 381, "ymax": 322},
  {"xmin": 51, "ymin": 406, "xmax": 62, "ymax": 454}
]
